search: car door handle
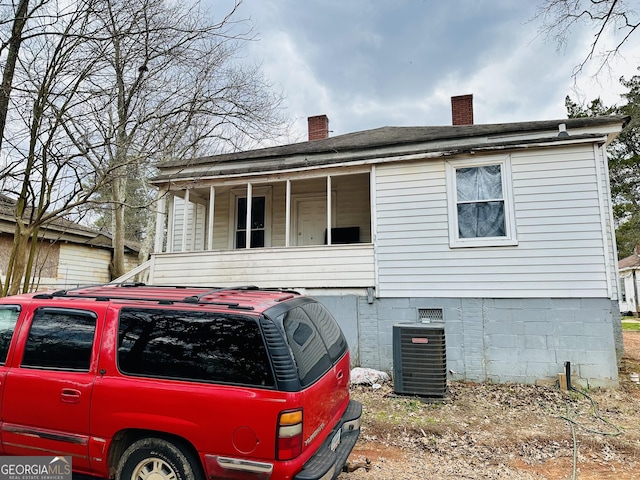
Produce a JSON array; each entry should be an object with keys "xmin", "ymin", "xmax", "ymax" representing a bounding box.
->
[{"xmin": 61, "ymin": 389, "xmax": 81, "ymax": 404}]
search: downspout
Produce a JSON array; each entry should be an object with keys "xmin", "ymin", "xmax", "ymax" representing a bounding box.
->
[{"xmin": 370, "ymin": 166, "xmax": 379, "ymax": 297}]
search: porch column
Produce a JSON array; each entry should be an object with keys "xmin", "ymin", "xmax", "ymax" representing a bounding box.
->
[
  {"xmin": 370, "ymin": 166, "xmax": 377, "ymax": 246},
  {"xmin": 326, "ymin": 175, "xmax": 332, "ymax": 245},
  {"xmin": 181, "ymin": 189, "xmax": 189, "ymax": 252},
  {"xmin": 245, "ymin": 183, "xmax": 252, "ymax": 249},
  {"xmin": 166, "ymin": 194, "xmax": 175, "ymax": 253},
  {"xmin": 285, "ymin": 180, "xmax": 291, "ymax": 247},
  {"xmin": 207, "ymin": 186, "xmax": 215, "ymax": 250},
  {"xmin": 154, "ymin": 191, "xmax": 166, "ymax": 253}
]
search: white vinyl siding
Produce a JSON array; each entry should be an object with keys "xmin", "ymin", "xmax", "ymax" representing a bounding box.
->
[
  {"xmin": 375, "ymin": 144, "xmax": 613, "ymax": 298},
  {"xmin": 150, "ymin": 245, "xmax": 374, "ymax": 288},
  {"xmin": 172, "ymin": 197, "xmax": 206, "ymax": 251}
]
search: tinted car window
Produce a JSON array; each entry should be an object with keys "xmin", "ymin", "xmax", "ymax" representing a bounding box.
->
[
  {"xmin": 282, "ymin": 306, "xmax": 332, "ymax": 388},
  {"xmin": 22, "ymin": 308, "xmax": 97, "ymax": 371},
  {"xmin": 117, "ymin": 308, "xmax": 275, "ymax": 387},
  {"xmin": 0, "ymin": 305, "xmax": 20, "ymax": 364},
  {"xmin": 301, "ymin": 302, "xmax": 347, "ymax": 363}
]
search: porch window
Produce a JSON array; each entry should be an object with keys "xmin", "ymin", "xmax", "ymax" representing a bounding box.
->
[
  {"xmin": 235, "ymin": 196, "xmax": 265, "ymax": 248},
  {"xmin": 446, "ymin": 156, "xmax": 517, "ymax": 248}
]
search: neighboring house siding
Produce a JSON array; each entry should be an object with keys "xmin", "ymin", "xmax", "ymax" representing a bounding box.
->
[
  {"xmin": 375, "ymin": 145, "xmax": 612, "ymax": 298},
  {"xmin": 58, "ymin": 244, "xmax": 113, "ymax": 285},
  {"xmin": 0, "ymin": 235, "xmax": 60, "ymax": 280}
]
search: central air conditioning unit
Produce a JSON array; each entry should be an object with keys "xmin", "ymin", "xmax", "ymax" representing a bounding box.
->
[{"xmin": 393, "ymin": 323, "xmax": 447, "ymax": 398}]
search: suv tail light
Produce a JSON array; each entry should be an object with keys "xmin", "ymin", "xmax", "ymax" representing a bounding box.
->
[{"xmin": 276, "ymin": 409, "xmax": 303, "ymax": 460}]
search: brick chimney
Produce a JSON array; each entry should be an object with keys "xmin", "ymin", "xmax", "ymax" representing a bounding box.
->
[
  {"xmin": 451, "ymin": 94, "xmax": 474, "ymax": 126},
  {"xmin": 308, "ymin": 115, "xmax": 329, "ymax": 140}
]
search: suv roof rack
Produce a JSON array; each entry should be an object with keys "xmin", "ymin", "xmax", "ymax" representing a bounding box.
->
[{"xmin": 31, "ymin": 284, "xmax": 300, "ymax": 310}]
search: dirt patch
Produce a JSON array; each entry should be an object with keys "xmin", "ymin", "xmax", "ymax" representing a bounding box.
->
[{"xmin": 338, "ymin": 332, "xmax": 640, "ymax": 480}]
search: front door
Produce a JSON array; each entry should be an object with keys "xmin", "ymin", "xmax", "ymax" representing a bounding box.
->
[{"xmin": 296, "ymin": 197, "xmax": 327, "ymax": 246}]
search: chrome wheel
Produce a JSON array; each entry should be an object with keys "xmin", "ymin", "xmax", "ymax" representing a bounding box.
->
[
  {"xmin": 116, "ymin": 437, "xmax": 202, "ymax": 480},
  {"xmin": 131, "ymin": 457, "xmax": 178, "ymax": 480}
]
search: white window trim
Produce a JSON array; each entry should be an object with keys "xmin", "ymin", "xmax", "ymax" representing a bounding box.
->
[
  {"xmin": 445, "ymin": 155, "xmax": 518, "ymax": 248},
  {"xmin": 228, "ymin": 186, "xmax": 273, "ymax": 249}
]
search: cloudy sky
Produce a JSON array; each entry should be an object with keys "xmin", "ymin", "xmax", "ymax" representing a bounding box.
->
[{"xmin": 208, "ymin": 0, "xmax": 640, "ymax": 142}]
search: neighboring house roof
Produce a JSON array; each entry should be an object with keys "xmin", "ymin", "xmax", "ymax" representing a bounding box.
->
[
  {"xmin": 0, "ymin": 194, "xmax": 139, "ymax": 254},
  {"xmin": 619, "ymin": 248, "xmax": 640, "ymax": 271},
  {"xmin": 152, "ymin": 115, "xmax": 629, "ymax": 183}
]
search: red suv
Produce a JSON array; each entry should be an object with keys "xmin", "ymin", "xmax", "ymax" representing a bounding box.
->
[{"xmin": 0, "ymin": 284, "xmax": 361, "ymax": 480}]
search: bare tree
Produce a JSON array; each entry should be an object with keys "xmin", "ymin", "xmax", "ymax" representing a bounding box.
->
[
  {"xmin": 69, "ymin": 0, "xmax": 288, "ymax": 278},
  {"xmin": 535, "ymin": 0, "xmax": 640, "ymax": 76},
  {"xmin": 0, "ymin": 0, "xmax": 288, "ymax": 292},
  {"xmin": 1, "ymin": 0, "xmax": 113, "ymax": 295}
]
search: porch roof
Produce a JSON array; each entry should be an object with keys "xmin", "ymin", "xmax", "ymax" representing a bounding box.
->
[{"xmin": 152, "ymin": 115, "xmax": 628, "ymax": 182}]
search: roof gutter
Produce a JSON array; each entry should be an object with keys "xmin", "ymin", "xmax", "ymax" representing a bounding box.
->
[{"xmin": 151, "ymin": 135, "xmax": 610, "ymax": 187}]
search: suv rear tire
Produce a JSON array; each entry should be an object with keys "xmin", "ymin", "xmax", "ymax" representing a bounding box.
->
[{"xmin": 116, "ymin": 437, "xmax": 202, "ymax": 480}]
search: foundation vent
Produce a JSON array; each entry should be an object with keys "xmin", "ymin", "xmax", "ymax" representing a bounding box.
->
[{"xmin": 418, "ymin": 308, "xmax": 443, "ymax": 323}]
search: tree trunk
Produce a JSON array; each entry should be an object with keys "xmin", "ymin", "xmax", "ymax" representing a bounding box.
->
[
  {"xmin": 111, "ymin": 175, "xmax": 126, "ymax": 279},
  {"xmin": 7, "ymin": 228, "xmax": 29, "ymax": 296},
  {"xmin": 22, "ymin": 227, "xmax": 39, "ymax": 293},
  {"xmin": 0, "ymin": 0, "xmax": 30, "ymax": 152}
]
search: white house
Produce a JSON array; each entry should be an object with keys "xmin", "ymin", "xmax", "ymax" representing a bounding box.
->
[
  {"xmin": 619, "ymin": 247, "xmax": 640, "ymax": 315},
  {"xmin": 145, "ymin": 95, "xmax": 627, "ymax": 388}
]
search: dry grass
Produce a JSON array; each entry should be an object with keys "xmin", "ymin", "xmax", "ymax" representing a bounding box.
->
[{"xmin": 339, "ymin": 332, "xmax": 640, "ymax": 480}]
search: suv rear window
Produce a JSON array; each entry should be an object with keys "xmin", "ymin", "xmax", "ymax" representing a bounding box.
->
[
  {"xmin": 117, "ymin": 308, "xmax": 275, "ymax": 387},
  {"xmin": 279, "ymin": 301, "xmax": 348, "ymax": 388}
]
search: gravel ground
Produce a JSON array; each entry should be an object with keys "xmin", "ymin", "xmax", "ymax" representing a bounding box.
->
[{"xmin": 338, "ymin": 331, "xmax": 640, "ymax": 480}]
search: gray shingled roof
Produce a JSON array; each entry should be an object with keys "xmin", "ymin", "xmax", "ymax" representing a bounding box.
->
[{"xmin": 157, "ymin": 115, "xmax": 628, "ymax": 170}]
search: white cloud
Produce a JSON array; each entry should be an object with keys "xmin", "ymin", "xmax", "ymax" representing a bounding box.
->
[{"xmin": 214, "ymin": 0, "xmax": 640, "ymax": 138}]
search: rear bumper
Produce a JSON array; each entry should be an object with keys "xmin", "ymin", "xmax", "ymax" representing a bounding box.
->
[{"xmin": 294, "ymin": 399, "xmax": 362, "ymax": 480}]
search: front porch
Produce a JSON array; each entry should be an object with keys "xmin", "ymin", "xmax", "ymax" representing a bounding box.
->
[{"xmin": 149, "ymin": 168, "xmax": 376, "ymax": 290}]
